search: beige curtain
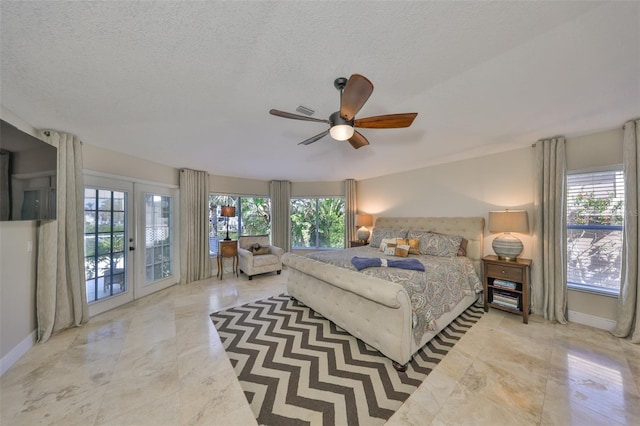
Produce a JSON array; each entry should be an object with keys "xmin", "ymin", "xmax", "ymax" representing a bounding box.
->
[
  {"xmin": 36, "ymin": 131, "xmax": 87, "ymax": 343},
  {"xmin": 0, "ymin": 150, "xmax": 9, "ymax": 220},
  {"xmin": 531, "ymin": 137, "xmax": 567, "ymax": 323},
  {"xmin": 345, "ymin": 179, "xmax": 356, "ymax": 244},
  {"xmin": 613, "ymin": 119, "xmax": 640, "ymax": 343},
  {"xmin": 270, "ymin": 180, "xmax": 290, "ymax": 251},
  {"xmin": 179, "ymin": 168, "xmax": 211, "ymax": 284}
]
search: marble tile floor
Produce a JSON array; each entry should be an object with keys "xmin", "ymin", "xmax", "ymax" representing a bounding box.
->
[{"xmin": 1, "ymin": 268, "xmax": 639, "ymax": 426}]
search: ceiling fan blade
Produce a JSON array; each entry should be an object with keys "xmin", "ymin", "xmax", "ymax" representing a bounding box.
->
[
  {"xmin": 340, "ymin": 74, "xmax": 374, "ymax": 121},
  {"xmin": 298, "ymin": 129, "xmax": 330, "ymax": 145},
  {"xmin": 354, "ymin": 113, "xmax": 418, "ymax": 129},
  {"xmin": 270, "ymin": 109, "xmax": 330, "ymax": 124},
  {"xmin": 348, "ymin": 131, "xmax": 370, "ymax": 149}
]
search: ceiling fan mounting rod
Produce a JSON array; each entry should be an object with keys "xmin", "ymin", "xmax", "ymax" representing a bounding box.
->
[{"xmin": 334, "ymin": 77, "xmax": 348, "ymax": 106}]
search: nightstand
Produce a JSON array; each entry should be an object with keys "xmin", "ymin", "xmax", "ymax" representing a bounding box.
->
[
  {"xmin": 349, "ymin": 240, "xmax": 368, "ymax": 248},
  {"xmin": 218, "ymin": 240, "xmax": 238, "ymax": 280},
  {"xmin": 482, "ymin": 255, "xmax": 531, "ymax": 324}
]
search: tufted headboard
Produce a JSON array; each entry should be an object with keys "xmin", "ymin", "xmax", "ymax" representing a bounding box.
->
[{"xmin": 373, "ymin": 217, "xmax": 485, "ymax": 277}]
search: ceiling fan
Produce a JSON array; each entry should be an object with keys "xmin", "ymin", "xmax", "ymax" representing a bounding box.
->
[{"xmin": 269, "ymin": 74, "xmax": 418, "ymax": 149}]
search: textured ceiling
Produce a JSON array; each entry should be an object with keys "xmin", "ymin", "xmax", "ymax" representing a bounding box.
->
[{"xmin": 1, "ymin": 1, "xmax": 638, "ymax": 182}]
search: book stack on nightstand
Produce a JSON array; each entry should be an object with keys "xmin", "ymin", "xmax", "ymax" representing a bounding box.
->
[
  {"xmin": 491, "ymin": 279, "xmax": 520, "ymax": 310},
  {"xmin": 482, "ymin": 255, "xmax": 531, "ymax": 324}
]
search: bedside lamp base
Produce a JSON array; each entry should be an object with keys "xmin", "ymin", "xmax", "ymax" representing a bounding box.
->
[
  {"xmin": 492, "ymin": 233, "xmax": 523, "ymax": 261},
  {"xmin": 356, "ymin": 226, "xmax": 370, "ymax": 243}
]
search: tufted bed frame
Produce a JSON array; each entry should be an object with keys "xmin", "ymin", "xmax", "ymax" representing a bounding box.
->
[{"xmin": 282, "ymin": 216, "xmax": 485, "ymax": 370}]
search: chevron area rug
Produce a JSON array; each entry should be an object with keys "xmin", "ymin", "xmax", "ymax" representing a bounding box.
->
[{"xmin": 211, "ymin": 294, "xmax": 483, "ymax": 426}]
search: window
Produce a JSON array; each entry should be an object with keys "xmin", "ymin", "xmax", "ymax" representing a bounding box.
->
[
  {"xmin": 144, "ymin": 194, "xmax": 173, "ymax": 283},
  {"xmin": 290, "ymin": 197, "xmax": 345, "ymax": 249},
  {"xmin": 208, "ymin": 194, "xmax": 271, "ymax": 254},
  {"xmin": 84, "ymin": 188, "xmax": 127, "ymax": 302},
  {"xmin": 566, "ymin": 169, "xmax": 624, "ymax": 295}
]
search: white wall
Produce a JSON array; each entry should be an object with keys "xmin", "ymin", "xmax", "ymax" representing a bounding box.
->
[
  {"xmin": 209, "ymin": 175, "xmax": 344, "ymax": 198},
  {"xmin": 0, "ymin": 108, "xmax": 41, "ymax": 363},
  {"xmin": 358, "ymin": 147, "xmax": 535, "ymax": 259},
  {"xmin": 0, "ymin": 220, "xmax": 38, "ymax": 363},
  {"xmin": 83, "ymin": 143, "xmax": 179, "ymax": 186},
  {"xmin": 358, "ymin": 127, "xmax": 625, "ymax": 324}
]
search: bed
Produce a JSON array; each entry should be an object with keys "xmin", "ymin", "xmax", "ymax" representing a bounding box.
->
[{"xmin": 282, "ymin": 217, "xmax": 484, "ymax": 370}]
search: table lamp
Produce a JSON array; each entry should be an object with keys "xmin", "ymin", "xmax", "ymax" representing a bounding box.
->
[
  {"xmin": 221, "ymin": 205, "xmax": 236, "ymax": 241},
  {"xmin": 489, "ymin": 209, "xmax": 529, "ymax": 261},
  {"xmin": 356, "ymin": 214, "xmax": 373, "ymax": 242}
]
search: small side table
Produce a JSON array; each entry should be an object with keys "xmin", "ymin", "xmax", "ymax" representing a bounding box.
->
[
  {"xmin": 482, "ymin": 255, "xmax": 531, "ymax": 324},
  {"xmin": 350, "ymin": 240, "xmax": 368, "ymax": 248},
  {"xmin": 218, "ymin": 240, "xmax": 238, "ymax": 280}
]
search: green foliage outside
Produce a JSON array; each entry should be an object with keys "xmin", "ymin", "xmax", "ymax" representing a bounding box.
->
[
  {"xmin": 291, "ymin": 198, "xmax": 345, "ymax": 248},
  {"xmin": 568, "ymin": 191, "xmax": 623, "ymax": 225},
  {"xmin": 209, "ymin": 195, "xmax": 271, "ymax": 241},
  {"xmin": 567, "ymin": 189, "xmax": 623, "ymax": 288},
  {"xmin": 241, "ymin": 197, "xmax": 271, "ymax": 235},
  {"xmin": 208, "ymin": 194, "xmax": 345, "ymax": 248}
]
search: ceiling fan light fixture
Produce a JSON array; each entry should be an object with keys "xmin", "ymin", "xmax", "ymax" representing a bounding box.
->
[
  {"xmin": 329, "ymin": 124, "xmax": 354, "ymax": 141},
  {"xmin": 270, "ymin": 74, "xmax": 417, "ymax": 149}
]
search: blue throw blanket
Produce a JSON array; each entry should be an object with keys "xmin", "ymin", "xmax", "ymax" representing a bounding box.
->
[{"xmin": 351, "ymin": 256, "xmax": 425, "ymax": 272}]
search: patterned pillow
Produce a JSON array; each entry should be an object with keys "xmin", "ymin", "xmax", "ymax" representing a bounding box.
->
[
  {"xmin": 250, "ymin": 243, "xmax": 270, "ymax": 255},
  {"xmin": 382, "ymin": 243, "xmax": 410, "ymax": 257},
  {"xmin": 427, "ymin": 230, "xmax": 468, "ymax": 256},
  {"xmin": 407, "ymin": 230, "xmax": 429, "ymax": 253},
  {"xmin": 419, "ymin": 232, "xmax": 463, "ymax": 257},
  {"xmin": 410, "ymin": 230, "xmax": 467, "ymax": 256},
  {"xmin": 458, "ymin": 238, "xmax": 469, "ymax": 257},
  {"xmin": 407, "ymin": 230, "xmax": 429, "ymax": 239},
  {"xmin": 397, "ymin": 238, "xmax": 420, "ymax": 255},
  {"xmin": 369, "ymin": 228, "xmax": 408, "ymax": 248}
]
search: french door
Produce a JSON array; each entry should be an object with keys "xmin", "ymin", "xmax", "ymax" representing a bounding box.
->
[
  {"xmin": 84, "ymin": 175, "xmax": 179, "ymax": 316},
  {"xmin": 134, "ymin": 183, "xmax": 180, "ymax": 298}
]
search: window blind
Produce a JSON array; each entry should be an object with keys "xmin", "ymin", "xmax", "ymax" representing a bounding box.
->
[
  {"xmin": 566, "ymin": 168, "xmax": 624, "ymax": 294},
  {"xmin": 566, "ymin": 170, "xmax": 624, "ymax": 225}
]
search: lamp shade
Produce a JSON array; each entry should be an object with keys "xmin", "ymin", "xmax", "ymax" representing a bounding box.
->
[
  {"xmin": 221, "ymin": 206, "xmax": 236, "ymax": 217},
  {"xmin": 489, "ymin": 209, "xmax": 528, "ymax": 261},
  {"xmin": 489, "ymin": 210, "xmax": 529, "ymax": 234},
  {"xmin": 355, "ymin": 214, "xmax": 373, "ymax": 227}
]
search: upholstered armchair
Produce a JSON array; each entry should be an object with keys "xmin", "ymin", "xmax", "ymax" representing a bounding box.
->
[{"xmin": 237, "ymin": 235, "xmax": 284, "ymax": 280}]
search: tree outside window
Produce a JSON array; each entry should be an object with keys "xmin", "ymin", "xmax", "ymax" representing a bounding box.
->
[
  {"xmin": 208, "ymin": 194, "xmax": 271, "ymax": 254},
  {"xmin": 291, "ymin": 197, "xmax": 345, "ymax": 249},
  {"xmin": 566, "ymin": 170, "xmax": 624, "ymax": 294}
]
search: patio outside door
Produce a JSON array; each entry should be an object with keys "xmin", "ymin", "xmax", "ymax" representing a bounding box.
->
[
  {"xmin": 84, "ymin": 176, "xmax": 179, "ymax": 316},
  {"xmin": 84, "ymin": 176, "xmax": 134, "ymax": 316}
]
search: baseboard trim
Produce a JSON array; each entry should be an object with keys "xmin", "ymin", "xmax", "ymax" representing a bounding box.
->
[
  {"xmin": 568, "ymin": 310, "xmax": 617, "ymax": 332},
  {"xmin": 1, "ymin": 330, "xmax": 37, "ymax": 377}
]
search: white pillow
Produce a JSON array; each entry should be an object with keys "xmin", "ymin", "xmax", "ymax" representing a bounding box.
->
[{"xmin": 379, "ymin": 238, "xmax": 398, "ymax": 252}]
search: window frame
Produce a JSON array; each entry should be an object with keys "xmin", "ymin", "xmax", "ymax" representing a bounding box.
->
[
  {"xmin": 208, "ymin": 194, "xmax": 271, "ymax": 255},
  {"xmin": 565, "ymin": 166, "xmax": 624, "ymax": 298}
]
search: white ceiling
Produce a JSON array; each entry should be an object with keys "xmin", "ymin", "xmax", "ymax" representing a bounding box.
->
[{"xmin": 1, "ymin": 1, "xmax": 638, "ymax": 182}]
